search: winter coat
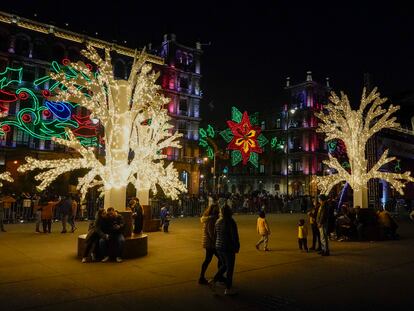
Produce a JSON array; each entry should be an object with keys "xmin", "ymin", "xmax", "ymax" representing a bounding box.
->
[
  {"xmin": 215, "ymin": 217, "xmax": 240, "ymax": 253},
  {"xmin": 201, "ymin": 215, "xmax": 218, "ymax": 249}
]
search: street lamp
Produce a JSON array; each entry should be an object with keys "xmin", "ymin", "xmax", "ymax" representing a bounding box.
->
[{"xmin": 286, "ymin": 107, "xmax": 297, "ymax": 197}]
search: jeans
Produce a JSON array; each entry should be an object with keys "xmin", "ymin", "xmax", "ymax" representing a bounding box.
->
[
  {"xmin": 214, "ymin": 251, "xmax": 236, "ymax": 289},
  {"xmin": 200, "ymin": 248, "xmax": 222, "ymax": 279},
  {"xmin": 319, "ymin": 225, "xmax": 329, "ymax": 254},
  {"xmin": 99, "ymin": 234, "xmax": 125, "ymax": 258},
  {"xmin": 311, "ymin": 223, "xmax": 321, "ymax": 249},
  {"xmin": 61, "ymin": 214, "xmax": 68, "ymax": 232},
  {"xmin": 256, "ymin": 234, "xmax": 269, "ymax": 249}
]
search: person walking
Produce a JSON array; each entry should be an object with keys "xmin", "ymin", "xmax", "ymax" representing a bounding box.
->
[
  {"xmin": 209, "ymin": 205, "xmax": 240, "ymax": 296},
  {"xmin": 69, "ymin": 196, "xmax": 78, "ymax": 233},
  {"xmin": 198, "ymin": 199, "xmax": 221, "ymax": 285},
  {"xmin": 255, "ymin": 211, "xmax": 270, "ymax": 251},
  {"xmin": 316, "ymin": 194, "xmax": 330, "ymax": 256},
  {"xmin": 60, "ymin": 196, "xmax": 72, "ymax": 233}
]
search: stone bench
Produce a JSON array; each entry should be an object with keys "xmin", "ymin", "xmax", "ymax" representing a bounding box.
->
[{"xmin": 77, "ymin": 233, "xmax": 148, "ymax": 259}]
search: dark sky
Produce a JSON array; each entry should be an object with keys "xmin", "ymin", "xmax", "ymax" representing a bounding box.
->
[{"xmin": 2, "ymin": 1, "xmax": 414, "ymax": 125}]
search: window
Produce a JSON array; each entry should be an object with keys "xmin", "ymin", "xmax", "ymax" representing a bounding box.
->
[
  {"xmin": 180, "ymin": 170, "xmax": 189, "ymax": 189},
  {"xmin": 179, "ymin": 77, "xmax": 188, "ymax": 89},
  {"xmin": 179, "ymin": 99, "xmax": 188, "ymax": 116},
  {"xmin": 276, "ymin": 118, "xmax": 281, "ymax": 128},
  {"xmin": 259, "ymin": 164, "xmax": 265, "ymax": 174},
  {"xmin": 177, "ymin": 121, "xmax": 187, "ymax": 134},
  {"xmin": 15, "ymin": 129, "xmax": 30, "ymax": 146}
]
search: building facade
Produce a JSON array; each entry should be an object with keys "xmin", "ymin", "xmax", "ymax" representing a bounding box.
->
[
  {"xmin": 0, "ymin": 11, "xmax": 202, "ymax": 195},
  {"xmin": 223, "ymin": 72, "xmax": 330, "ymax": 197}
]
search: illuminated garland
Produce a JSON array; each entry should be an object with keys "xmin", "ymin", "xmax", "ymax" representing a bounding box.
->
[
  {"xmin": 220, "ymin": 106, "xmax": 268, "ymax": 167},
  {"xmin": 18, "ymin": 45, "xmax": 186, "ymax": 200},
  {"xmin": 315, "ymin": 87, "xmax": 414, "ymax": 195}
]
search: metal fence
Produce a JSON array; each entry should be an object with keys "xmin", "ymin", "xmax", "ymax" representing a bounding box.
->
[{"xmin": 2, "ymin": 196, "xmax": 309, "ymax": 224}]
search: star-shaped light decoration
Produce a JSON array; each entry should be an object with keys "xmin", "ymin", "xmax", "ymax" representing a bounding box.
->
[{"xmin": 220, "ymin": 106, "xmax": 268, "ymax": 167}]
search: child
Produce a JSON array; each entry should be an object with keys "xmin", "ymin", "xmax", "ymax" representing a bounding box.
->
[
  {"xmin": 160, "ymin": 205, "xmax": 170, "ymax": 233},
  {"xmin": 255, "ymin": 211, "xmax": 270, "ymax": 251},
  {"xmin": 298, "ymin": 219, "xmax": 308, "ymax": 252}
]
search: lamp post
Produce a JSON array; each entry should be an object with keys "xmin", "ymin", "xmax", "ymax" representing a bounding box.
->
[{"xmin": 286, "ymin": 108, "xmax": 296, "ymax": 197}]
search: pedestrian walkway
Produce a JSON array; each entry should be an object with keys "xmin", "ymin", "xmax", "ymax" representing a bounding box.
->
[{"xmin": 0, "ymin": 214, "xmax": 413, "ymax": 311}]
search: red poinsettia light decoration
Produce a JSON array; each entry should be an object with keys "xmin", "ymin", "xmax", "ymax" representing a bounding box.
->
[{"xmin": 227, "ymin": 111, "xmax": 263, "ymax": 165}]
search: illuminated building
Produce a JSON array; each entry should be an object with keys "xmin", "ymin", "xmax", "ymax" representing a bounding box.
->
[
  {"xmin": 223, "ymin": 72, "xmax": 330, "ymax": 197},
  {"xmin": 0, "ymin": 11, "xmax": 202, "ymax": 195}
]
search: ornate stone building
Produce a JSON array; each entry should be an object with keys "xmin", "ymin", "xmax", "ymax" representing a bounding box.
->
[{"xmin": 0, "ymin": 11, "xmax": 202, "ymax": 195}]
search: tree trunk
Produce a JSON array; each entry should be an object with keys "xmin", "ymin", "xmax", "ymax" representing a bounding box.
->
[
  {"xmin": 353, "ymin": 187, "xmax": 368, "ymax": 209},
  {"xmin": 137, "ymin": 189, "xmax": 150, "ymax": 206},
  {"xmin": 104, "ymin": 187, "xmax": 127, "ymax": 211}
]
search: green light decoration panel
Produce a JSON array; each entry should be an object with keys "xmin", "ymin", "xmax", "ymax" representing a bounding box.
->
[
  {"xmin": 270, "ymin": 137, "xmax": 285, "ymax": 150},
  {"xmin": 0, "ymin": 60, "xmax": 101, "ymax": 147},
  {"xmin": 221, "ymin": 106, "xmax": 267, "ymax": 168},
  {"xmin": 198, "ymin": 124, "xmax": 216, "ymax": 159}
]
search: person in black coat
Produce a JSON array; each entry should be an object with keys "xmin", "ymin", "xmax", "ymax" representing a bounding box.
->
[
  {"xmin": 209, "ymin": 205, "xmax": 240, "ymax": 296},
  {"xmin": 132, "ymin": 198, "xmax": 144, "ymax": 234},
  {"xmin": 99, "ymin": 207, "xmax": 125, "ymax": 263}
]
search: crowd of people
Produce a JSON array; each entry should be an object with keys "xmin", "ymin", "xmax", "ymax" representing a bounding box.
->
[{"xmin": 0, "ymin": 187, "xmax": 410, "ymax": 296}]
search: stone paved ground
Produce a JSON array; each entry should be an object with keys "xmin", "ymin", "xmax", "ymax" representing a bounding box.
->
[{"xmin": 1, "ymin": 213, "xmax": 414, "ymax": 311}]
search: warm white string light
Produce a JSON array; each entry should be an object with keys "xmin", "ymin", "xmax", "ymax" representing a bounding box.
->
[
  {"xmin": 0, "ymin": 172, "xmax": 13, "ymax": 188},
  {"xmin": 18, "ymin": 45, "xmax": 186, "ymax": 203},
  {"xmin": 315, "ymin": 87, "xmax": 414, "ymax": 196}
]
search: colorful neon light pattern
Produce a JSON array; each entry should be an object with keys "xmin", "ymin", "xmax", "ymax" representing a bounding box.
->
[
  {"xmin": 220, "ymin": 107, "xmax": 268, "ymax": 167},
  {"xmin": 199, "ymin": 124, "xmax": 216, "ymax": 159},
  {"xmin": 0, "ymin": 62, "xmax": 100, "ymax": 146}
]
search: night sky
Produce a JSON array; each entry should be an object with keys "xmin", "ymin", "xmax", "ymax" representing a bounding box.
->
[{"xmin": 1, "ymin": 1, "xmax": 414, "ymax": 125}]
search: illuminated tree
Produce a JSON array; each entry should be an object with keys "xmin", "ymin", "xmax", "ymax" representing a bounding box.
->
[
  {"xmin": 315, "ymin": 87, "xmax": 414, "ymax": 208},
  {"xmin": 0, "ymin": 171, "xmax": 13, "ymax": 188},
  {"xmin": 18, "ymin": 45, "xmax": 186, "ymax": 209}
]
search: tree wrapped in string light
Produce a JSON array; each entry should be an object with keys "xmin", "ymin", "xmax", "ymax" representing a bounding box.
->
[
  {"xmin": 315, "ymin": 87, "xmax": 414, "ymax": 208},
  {"xmin": 18, "ymin": 45, "xmax": 186, "ymax": 209},
  {"xmin": 0, "ymin": 172, "xmax": 13, "ymax": 188}
]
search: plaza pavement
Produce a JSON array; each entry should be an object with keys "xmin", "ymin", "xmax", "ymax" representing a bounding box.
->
[{"xmin": 1, "ymin": 213, "xmax": 414, "ymax": 311}]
